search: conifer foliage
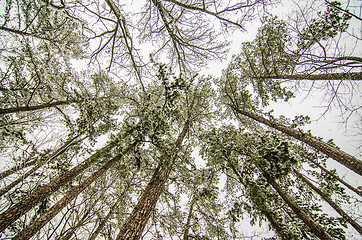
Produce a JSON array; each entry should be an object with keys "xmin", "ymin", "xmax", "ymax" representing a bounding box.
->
[{"xmin": 0, "ymin": 0, "xmax": 361, "ymax": 239}]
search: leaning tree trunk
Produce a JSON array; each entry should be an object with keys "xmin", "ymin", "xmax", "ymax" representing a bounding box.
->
[
  {"xmin": 0, "ymin": 135, "xmax": 84, "ymax": 198},
  {"xmin": 0, "ymin": 137, "xmax": 121, "ymax": 233},
  {"xmin": 263, "ymin": 172, "xmax": 334, "ymax": 240},
  {"xmin": 116, "ymin": 120, "xmax": 189, "ymax": 240},
  {"xmin": 231, "ymin": 106, "xmax": 362, "ymax": 176},
  {"xmin": 88, "ymin": 174, "xmax": 134, "ymax": 240},
  {"xmin": 183, "ymin": 199, "xmax": 195, "ymax": 240},
  {"xmin": 0, "ymin": 99, "xmax": 78, "ymax": 115},
  {"xmin": 294, "ymin": 169, "xmax": 362, "ymax": 235},
  {"xmin": 0, "ymin": 160, "xmax": 36, "ymax": 181},
  {"xmin": 227, "ymin": 159, "xmax": 289, "ymax": 240},
  {"xmin": 308, "ymin": 158, "xmax": 362, "ymax": 197},
  {"xmin": 263, "ymin": 72, "xmax": 362, "ymax": 81},
  {"xmin": 13, "ymin": 142, "xmax": 136, "ymax": 240},
  {"xmin": 88, "ymin": 202, "xmax": 118, "ymax": 240}
]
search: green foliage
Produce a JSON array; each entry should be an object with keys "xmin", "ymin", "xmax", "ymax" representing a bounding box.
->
[{"xmin": 298, "ymin": 1, "xmax": 352, "ymax": 49}]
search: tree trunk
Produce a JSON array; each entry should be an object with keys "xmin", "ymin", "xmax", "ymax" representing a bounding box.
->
[
  {"xmin": 227, "ymin": 159, "xmax": 289, "ymax": 240},
  {"xmin": 263, "ymin": 172, "xmax": 334, "ymax": 240},
  {"xmin": 0, "ymin": 160, "xmax": 36, "ymax": 181},
  {"xmin": 88, "ymin": 202, "xmax": 118, "ymax": 240},
  {"xmin": 0, "ymin": 100, "xmax": 78, "ymax": 115},
  {"xmin": 231, "ymin": 106, "xmax": 362, "ymax": 176},
  {"xmin": 183, "ymin": 199, "xmax": 195, "ymax": 240},
  {"xmin": 0, "ymin": 138, "xmax": 119, "ymax": 232},
  {"xmin": 0, "ymin": 135, "xmax": 84, "ymax": 198},
  {"xmin": 294, "ymin": 169, "xmax": 362, "ymax": 235},
  {"xmin": 263, "ymin": 72, "xmax": 362, "ymax": 81},
  {"xmin": 13, "ymin": 142, "xmax": 136, "ymax": 240},
  {"xmin": 309, "ymin": 158, "xmax": 362, "ymax": 197},
  {"xmin": 262, "ymin": 210, "xmax": 288, "ymax": 240},
  {"xmin": 116, "ymin": 120, "xmax": 189, "ymax": 240}
]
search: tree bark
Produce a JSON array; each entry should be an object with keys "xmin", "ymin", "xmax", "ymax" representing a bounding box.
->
[
  {"xmin": 0, "ymin": 135, "xmax": 84, "ymax": 198},
  {"xmin": 0, "ymin": 138, "xmax": 119, "ymax": 233},
  {"xmin": 0, "ymin": 100, "xmax": 78, "ymax": 115},
  {"xmin": 0, "ymin": 160, "xmax": 36, "ymax": 181},
  {"xmin": 263, "ymin": 172, "xmax": 334, "ymax": 240},
  {"xmin": 294, "ymin": 169, "xmax": 362, "ymax": 235},
  {"xmin": 231, "ymin": 106, "xmax": 362, "ymax": 176},
  {"xmin": 263, "ymin": 72, "xmax": 362, "ymax": 81},
  {"xmin": 309, "ymin": 158, "xmax": 362, "ymax": 197},
  {"xmin": 13, "ymin": 142, "xmax": 136, "ymax": 240},
  {"xmin": 116, "ymin": 120, "xmax": 189, "ymax": 240}
]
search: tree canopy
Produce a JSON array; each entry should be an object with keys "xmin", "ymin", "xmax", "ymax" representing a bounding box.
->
[{"xmin": 0, "ymin": 0, "xmax": 361, "ymax": 239}]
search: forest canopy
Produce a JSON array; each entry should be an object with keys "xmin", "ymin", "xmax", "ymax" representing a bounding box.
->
[{"xmin": 0, "ymin": 0, "xmax": 361, "ymax": 239}]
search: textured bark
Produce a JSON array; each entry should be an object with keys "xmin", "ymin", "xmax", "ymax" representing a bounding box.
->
[
  {"xmin": 294, "ymin": 169, "xmax": 362, "ymax": 235},
  {"xmin": 0, "ymin": 160, "xmax": 36, "ymax": 181},
  {"xmin": 263, "ymin": 173, "xmax": 334, "ymax": 240},
  {"xmin": 232, "ymin": 106, "xmax": 362, "ymax": 176},
  {"xmin": 0, "ymin": 100, "xmax": 77, "ymax": 115},
  {"xmin": 13, "ymin": 142, "xmax": 136, "ymax": 240},
  {"xmin": 309, "ymin": 158, "xmax": 362, "ymax": 197},
  {"xmin": 0, "ymin": 135, "xmax": 83, "ymax": 198},
  {"xmin": 263, "ymin": 72, "xmax": 362, "ymax": 81},
  {"xmin": 116, "ymin": 120, "xmax": 189, "ymax": 240},
  {"xmin": 0, "ymin": 139, "xmax": 118, "ymax": 232}
]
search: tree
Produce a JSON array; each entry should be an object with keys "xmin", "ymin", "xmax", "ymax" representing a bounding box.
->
[{"xmin": 1, "ymin": 0, "xmax": 361, "ymax": 239}]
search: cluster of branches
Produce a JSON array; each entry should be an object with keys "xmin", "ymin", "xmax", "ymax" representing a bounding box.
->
[{"xmin": 0, "ymin": 0, "xmax": 361, "ymax": 240}]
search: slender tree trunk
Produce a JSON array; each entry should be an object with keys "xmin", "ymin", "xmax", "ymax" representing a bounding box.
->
[
  {"xmin": 0, "ymin": 97, "xmax": 110, "ymax": 115},
  {"xmin": 183, "ymin": 199, "xmax": 195, "ymax": 240},
  {"xmin": 309, "ymin": 158, "xmax": 362, "ymax": 197},
  {"xmin": 231, "ymin": 106, "xmax": 362, "ymax": 175},
  {"xmin": 263, "ymin": 72, "xmax": 362, "ymax": 81},
  {"xmin": 88, "ymin": 202, "xmax": 118, "ymax": 240},
  {"xmin": 263, "ymin": 172, "xmax": 334, "ymax": 240},
  {"xmin": 0, "ymin": 135, "xmax": 84, "ymax": 198},
  {"xmin": 0, "ymin": 100, "xmax": 78, "ymax": 115},
  {"xmin": 294, "ymin": 169, "xmax": 362, "ymax": 235},
  {"xmin": 60, "ymin": 208, "xmax": 92, "ymax": 240},
  {"xmin": 0, "ymin": 138, "xmax": 120, "ymax": 233},
  {"xmin": 116, "ymin": 120, "xmax": 189, "ymax": 240},
  {"xmin": 88, "ymin": 175, "xmax": 134, "ymax": 240},
  {"xmin": 13, "ymin": 142, "xmax": 136, "ymax": 240},
  {"xmin": 262, "ymin": 210, "xmax": 288, "ymax": 240},
  {"xmin": 227, "ymin": 159, "xmax": 289, "ymax": 240},
  {"xmin": 0, "ymin": 160, "xmax": 36, "ymax": 181}
]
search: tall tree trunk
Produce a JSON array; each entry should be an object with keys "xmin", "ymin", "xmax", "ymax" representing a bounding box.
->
[
  {"xmin": 183, "ymin": 199, "xmax": 195, "ymax": 240},
  {"xmin": 13, "ymin": 142, "xmax": 136, "ymax": 240},
  {"xmin": 0, "ymin": 160, "xmax": 36, "ymax": 181},
  {"xmin": 263, "ymin": 172, "xmax": 334, "ymax": 240},
  {"xmin": 309, "ymin": 158, "xmax": 362, "ymax": 197},
  {"xmin": 0, "ymin": 96, "xmax": 109, "ymax": 115},
  {"xmin": 88, "ymin": 174, "xmax": 134, "ymax": 240},
  {"xmin": 116, "ymin": 120, "xmax": 190, "ymax": 240},
  {"xmin": 262, "ymin": 72, "xmax": 362, "ymax": 81},
  {"xmin": 88, "ymin": 202, "xmax": 118, "ymax": 240},
  {"xmin": 0, "ymin": 99, "xmax": 78, "ymax": 115},
  {"xmin": 294, "ymin": 169, "xmax": 362, "ymax": 235},
  {"xmin": 227, "ymin": 159, "xmax": 289, "ymax": 240},
  {"xmin": 262, "ymin": 209, "xmax": 289, "ymax": 240},
  {"xmin": 0, "ymin": 135, "xmax": 84, "ymax": 198},
  {"xmin": 0, "ymin": 137, "xmax": 120, "ymax": 233},
  {"xmin": 231, "ymin": 106, "xmax": 362, "ymax": 175}
]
